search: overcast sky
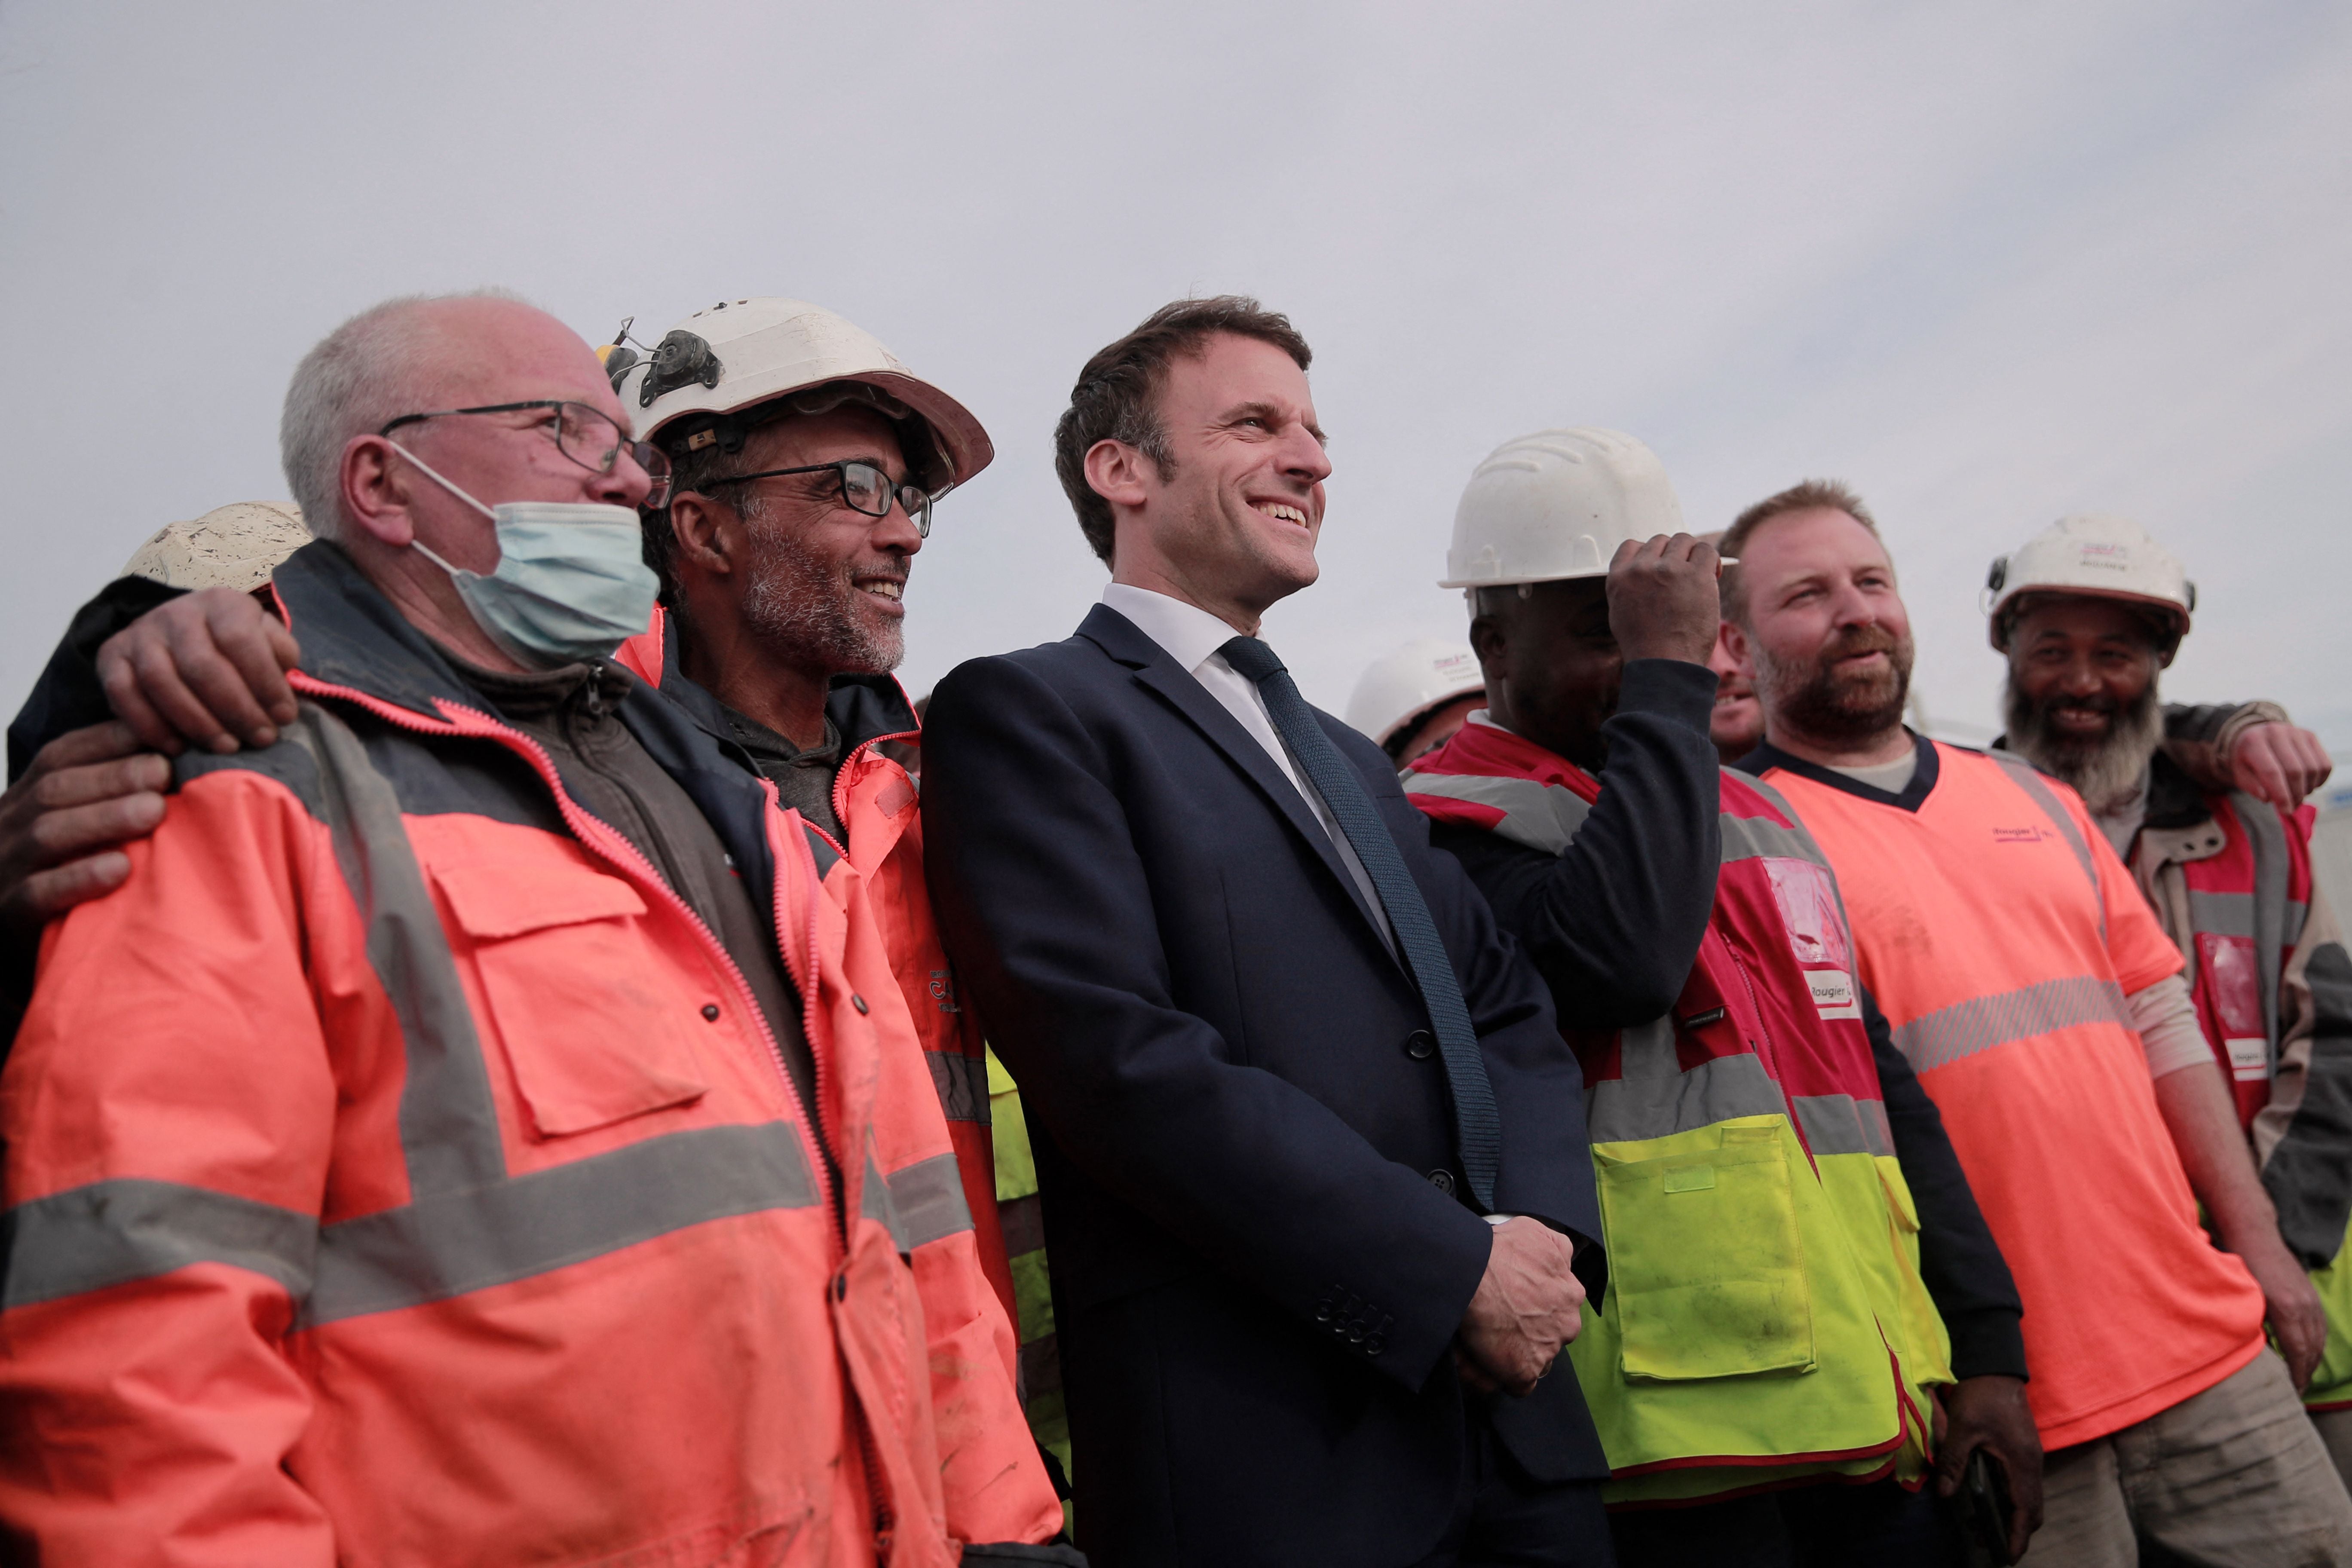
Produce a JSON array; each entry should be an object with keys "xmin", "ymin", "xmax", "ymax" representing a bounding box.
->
[{"xmin": 3, "ymin": 2, "xmax": 2346, "ymax": 751}]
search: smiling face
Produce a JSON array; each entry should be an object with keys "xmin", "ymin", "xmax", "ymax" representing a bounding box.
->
[
  {"xmin": 1102, "ymin": 331, "xmax": 1331, "ymax": 628},
  {"xmin": 2003, "ymin": 595, "xmax": 2165, "ymax": 809},
  {"xmin": 721, "ymin": 405, "xmax": 923, "ymax": 675},
  {"xmin": 1733, "ymin": 506, "xmax": 1914, "ymax": 753}
]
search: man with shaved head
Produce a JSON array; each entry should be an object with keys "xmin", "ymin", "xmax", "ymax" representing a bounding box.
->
[{"xmin": 0, "ymin": 294, "xmax": 1064, "ymax": 1564}]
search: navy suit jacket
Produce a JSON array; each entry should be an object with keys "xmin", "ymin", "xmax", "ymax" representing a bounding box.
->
[{"xmin": 922, "ymin": 605, "xmax": 1607, "ymax": 1566}]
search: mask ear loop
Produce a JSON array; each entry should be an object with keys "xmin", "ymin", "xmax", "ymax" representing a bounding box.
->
[{"xmin": 382, "ymin": 441, "xmax": 499, "ymax": 579}]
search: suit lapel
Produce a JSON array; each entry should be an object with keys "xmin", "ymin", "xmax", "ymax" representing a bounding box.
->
[{"xmin": 1078, "ymin": 605, "xmax": 1390, "ymax": 941}]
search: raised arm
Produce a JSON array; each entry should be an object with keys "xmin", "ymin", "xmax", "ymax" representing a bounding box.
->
[{"xmin": 1429, "ymin": 660, "xmax": 1722, "ymax": 1027}]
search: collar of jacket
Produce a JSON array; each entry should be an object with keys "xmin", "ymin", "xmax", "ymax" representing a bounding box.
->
[
  {"xmin": 646, "ymin": 608, "xmax": 921, "ymax": 761},
  {"xmin": 2130, "ymin": 751, "xmax": 2230, "ymax": 879},
  {"xmin": 1412, "ymin": 717, "xmax": 1602, "ymax": 803},
  {"xmin": 272, "ymin": 540, "xmax": 829, "ymax": 899},
  {"xmin": 273, "ymin": 538, "xmax": 500, "ymax": 722},
  {"xmin": 1401, "ymin": 719, "xmax": 1608, "ymax": 858},
  {"xmin": 1075, "ymin": 597, "xmax": 1180, "ymax": 670}
]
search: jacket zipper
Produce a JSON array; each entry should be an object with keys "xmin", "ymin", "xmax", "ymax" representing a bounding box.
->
[{"xmin": 288, "ymin": 672, "xmax": 843, "ymax": 1251}]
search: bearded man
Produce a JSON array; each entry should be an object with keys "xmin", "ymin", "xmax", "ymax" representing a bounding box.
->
[
  {"xmin": 1991, "ymin": 514, "xmax": 2352, "ymax": 1488},
  {"xmin": 604, "ymin": 300, "xmax": 1020, "ymax": 1322},
  {"xmin": 1718, "ymin": 480, "xmax": 2352, "ymax": 1566}
]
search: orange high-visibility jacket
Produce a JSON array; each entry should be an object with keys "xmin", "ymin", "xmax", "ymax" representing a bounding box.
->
[
  {"xmin": 0, "ymin": 544, "xmax": 1060, "ymax": 1567},
  {"xmin": 618, "ymin": 611, "xmax": 1016, "ymax": 1328}
]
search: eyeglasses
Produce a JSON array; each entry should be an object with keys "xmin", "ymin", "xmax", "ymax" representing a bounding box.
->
[
  {"xmin": 378, "ymin": 401, "xmax": 672, "ymax": 508},
  {"xmin": 698, "ymin": 460, "xmax": 934, "ymax": 538}
]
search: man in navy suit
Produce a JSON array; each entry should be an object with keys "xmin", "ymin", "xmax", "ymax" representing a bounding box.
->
[{"xmin": 921, "ymin": 299, "xmax": 1624, "ymax": 1567}]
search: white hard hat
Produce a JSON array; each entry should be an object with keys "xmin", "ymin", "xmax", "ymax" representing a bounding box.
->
[
  {"xmin": 614, "ymin": 297, "xmax": 992, "ymax": 496},
  {"xmin": 1439, "ymin": 428, "xmax": 1683, "ymax": 589},
  {"xmin": 1987, "ymin": 514, "xmax": 2196, "ymax": 660},
  {"xmin": 119, "ymin": 501, "xmax": 308, "ymax": 593},
  {"xmin": 1346, "ymin": 639, "xmax": 1485, "ymax": 747}
]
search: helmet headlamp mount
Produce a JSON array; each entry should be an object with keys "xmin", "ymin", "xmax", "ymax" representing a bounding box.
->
[{"xmin": 638, "ymin": 330, "xmax": 723, "ymax": 408}]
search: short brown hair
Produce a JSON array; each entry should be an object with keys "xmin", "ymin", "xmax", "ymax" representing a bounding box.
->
[
  {"xmin": 1718, "ymin": 479, "xmax": 1880, "ymax": 624},
  {"xmin": 1054, "ymin": 297, "xmax": 1313, "ymax": 565}
]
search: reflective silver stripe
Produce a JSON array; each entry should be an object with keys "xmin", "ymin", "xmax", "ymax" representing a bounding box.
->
[
  {"xmin": 3, "ymin": 1179, "xmax": 315, "ymax": 1309},
  {"xmin": 888, "ymin": 1152, "xmax": 974, "ymax": 1250},
  {"xmin": 1890, "ymin": 974, "xmax": 2131, "ymax": 1072},
  {"xmin": 926, "ymin": 1050, "xmax": 991, "ymax": 1125},
  {"xmin": 1860, "ymin": 1096, "xmax": 1895, "ymax": 1158},
  {"xmin": 2189, "ymin": 889, "xmax": 2257, "ymax": 939},
  {"xmin": 1986, "ymin": 753, "xmax": 2105, "ymax": 945},
  {"xmin": 290, "ymin": 704, "xmax": 506, "ymax": 1194},
  {"xmin": 858, "ymin": 1145, "xmax": 973, "ymax": 1254},
  {"xmin": 1400, "ymin": 772, "xmax": 1590, "ymax": 855},
  {"xmin": 1587, "ymin": 1017, "xmax": 1785, "ymax": 1143},
  {"xmin": 302, "ymin": 1123, "xmax": 815, "ymax": 1326},
  {"xmin": 1719, "ymin": 812, "xmax": 1831, "ymax": 869},
  {"xmin": 1791, "ymin": 1093, "xmax": 1893, "ymax": 1158}
]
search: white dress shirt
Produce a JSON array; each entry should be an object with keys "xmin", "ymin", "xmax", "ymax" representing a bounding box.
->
[{"xmin": 1099, "ymin": 583, "xmax": 1395, "ymax": 953}]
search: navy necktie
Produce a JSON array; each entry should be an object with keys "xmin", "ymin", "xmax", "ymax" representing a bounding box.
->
[{"xmin": 1219, "ymin": 635, "xmax": 1501, "ymax": 1211}]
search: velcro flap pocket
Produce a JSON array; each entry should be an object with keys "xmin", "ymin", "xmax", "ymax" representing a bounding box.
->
[
  {"xmin": 1596, "ymin": 1115, "xmax": 1816, "ymax": 1381},
  {"xmin": 436, "ymin": 863, "xmax": 648, "ymax": 937},
  {"xmin": 437, "ymin": 861, "xmax": 707, "ymax": 1137}
]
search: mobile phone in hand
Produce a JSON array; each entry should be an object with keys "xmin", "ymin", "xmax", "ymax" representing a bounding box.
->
[{"xmin": 1957, "ymin": 1449, "xmax": 2017, "ymax": 1567}]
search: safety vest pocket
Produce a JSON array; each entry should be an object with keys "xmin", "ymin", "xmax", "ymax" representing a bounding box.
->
[
  {"xmin": 1596, "ymin": 1117, "xmax": 1818, "ymax": 1381},
  {"xmin": 435, "ymin": 861, "xmax": 710, "ymax": 1137}
]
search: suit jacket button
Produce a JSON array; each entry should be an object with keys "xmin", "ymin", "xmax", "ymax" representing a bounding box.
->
[
  {"xmin": 1364, "ymin": 1334, "xmax": 1386, "ymax": 1355},
  {"xmin": 1405, "ymin": 1030, "xmax": 1436, "ymax": 1060},
  {"xmin": 1428, "ymin": 1169, "xmax": 1455, "ymax": 1195},
  {"xmin": 852, "ymin": 994, "xmax": 870, "ymax": 1015},
  {"xmin": 1344, "ymin": 1323, "xmax": 1366, "ymax": 1344}
]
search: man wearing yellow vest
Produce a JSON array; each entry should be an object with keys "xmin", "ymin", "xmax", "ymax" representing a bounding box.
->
[
  {"xmin": 1986, "ymin": 516, "xmax": 2352, "ymax": 1486},
  {"xmin": 1405, "ymin": 432, "xmax": 2036, "ymax": 1565},
  {"xmin": 1721, "ymin": 480, "xmax": 2352, "ymax": 1565}
]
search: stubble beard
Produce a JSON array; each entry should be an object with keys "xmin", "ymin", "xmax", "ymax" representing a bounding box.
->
[
  {"xmin": 1752, "ymin": 623, "xmax": 1915, "ymax": 748},
  {"xmin": 737, "ymin": 502, "xmax": 905, "ymax": 676},
  {"xmin": 2004, "ymin": 674, "xmax": 2161, "ymax": 816}
]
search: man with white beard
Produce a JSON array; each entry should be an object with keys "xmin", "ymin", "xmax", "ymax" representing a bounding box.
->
[{"xmin": 1991, "ymin": 514, "xmax": 2352, "ymax": 1487}]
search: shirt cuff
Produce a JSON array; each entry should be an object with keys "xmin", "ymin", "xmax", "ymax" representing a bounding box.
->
[{"xmin": 1947, "ymin": 1308, "xmax": 2030, "ymax": 1381}]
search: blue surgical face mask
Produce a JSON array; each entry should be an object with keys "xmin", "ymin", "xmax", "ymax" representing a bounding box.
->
[{"xmin": 395, "ymin": 446, "xmax": 659, "ymax": 669}]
